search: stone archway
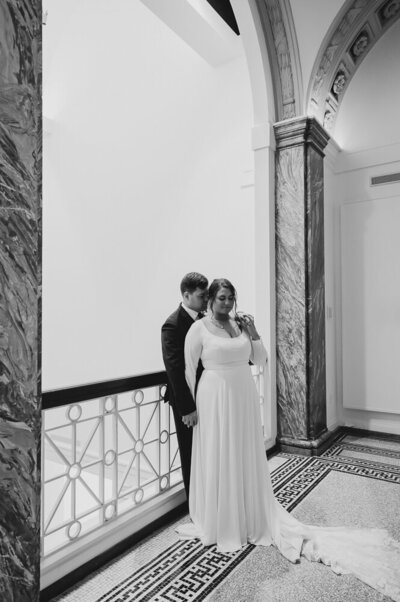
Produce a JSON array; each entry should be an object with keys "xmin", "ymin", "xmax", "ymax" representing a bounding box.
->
[
  {"xmin": 253, "ymin": 0, "xmax": 303, "ymax": 120},
  {"xmin": 307, "ymin": 0, "xmax": 400, "ymax": 134}
]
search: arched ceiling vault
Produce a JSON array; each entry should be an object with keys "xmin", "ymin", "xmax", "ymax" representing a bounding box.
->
[
  {"xmin": 307, "ymin": 0, "xmax": 400, "ymax": 135},
  {"xmin": 253, "ymin": 0, "xmax": 400, "ymax": 134}
]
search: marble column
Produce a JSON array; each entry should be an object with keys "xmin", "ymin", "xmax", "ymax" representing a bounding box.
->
[
  {"xmin": 273, "ymin": 117, "xmax": 329, "ymax": 454},
  {"xmin": 0, "ymin": 1, "xmax": 42, "ymax": 600}
]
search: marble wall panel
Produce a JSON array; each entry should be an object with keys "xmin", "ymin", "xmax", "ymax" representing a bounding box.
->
[{"xmin": 0, "ymin": 1, "xmax": 42, "ymax": 600}]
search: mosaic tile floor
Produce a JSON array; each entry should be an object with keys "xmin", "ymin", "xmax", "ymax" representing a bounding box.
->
[{"xmin": 52, "ymin": 432, "xmax": 400, "ymax": 602}]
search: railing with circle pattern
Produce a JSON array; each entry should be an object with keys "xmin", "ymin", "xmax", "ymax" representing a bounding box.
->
[{"xmin": 41, "ymin": 367, "xmax": 265, "ymax": 558}]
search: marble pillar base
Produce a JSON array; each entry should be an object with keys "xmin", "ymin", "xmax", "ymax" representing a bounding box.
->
[{"xmin": 277, "ymin": 428, "xmax": 336, "ymax": 456}]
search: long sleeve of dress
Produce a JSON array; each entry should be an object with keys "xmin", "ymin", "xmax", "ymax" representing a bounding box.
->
[
  {"xmin": 249, "ymin": 336, "xmax": 268, "ymax": 366},
  {"xmin": 184, "ymin": 322, "xmax": 203, "ymax": 399}
]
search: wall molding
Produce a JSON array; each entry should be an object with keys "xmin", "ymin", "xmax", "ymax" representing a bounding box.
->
[
  {"xmin": 334, "ymin": 141, "xmax": 400, "ymax": 173},
  {"xmin": 344, "ymin": 409, "xmax": 400, "ymax": 436}
]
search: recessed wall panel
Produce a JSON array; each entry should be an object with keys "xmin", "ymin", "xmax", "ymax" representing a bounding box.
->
[{"xmin": 341, "ymin": 197, "xmax": 400, "ymax": 413}]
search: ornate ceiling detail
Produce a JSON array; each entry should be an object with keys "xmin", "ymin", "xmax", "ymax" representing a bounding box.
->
[
  {"xmin": 255, "ymin": 0, "xmax": 302, "ymax": 121},
  {"xmin": 307, "ymin": 0, "xmax": 400, "ymax": 134}
]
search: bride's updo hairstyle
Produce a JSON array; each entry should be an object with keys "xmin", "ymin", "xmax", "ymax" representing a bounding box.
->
[{"xmin": 208, "ymin": 278, "xmax": 238, "ymax": 315}]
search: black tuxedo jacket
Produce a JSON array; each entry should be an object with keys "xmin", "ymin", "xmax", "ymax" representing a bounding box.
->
[{"xmin": 161, "ymin": 305, "xmax": 202, "ymax": 417}]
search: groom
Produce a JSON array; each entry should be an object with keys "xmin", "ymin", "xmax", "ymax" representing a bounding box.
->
[{"xmin": 161, "ymin": 272, "xmax": 208, "ymax": 500}]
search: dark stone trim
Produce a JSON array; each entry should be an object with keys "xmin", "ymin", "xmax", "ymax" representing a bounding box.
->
[
  {"xmin": 340, "ymin": 425, "xmax": 400, "ymax": 443},
  {"xmin": 266, "ymin": 441, "xmax": 281, "ymax": 458},
  {"xmin": 278, "ymin": 425, "xmax": 400, "ymax": 456},
  {"xmin": 42, "ymin": 371, "xmax": 168, "ymax": 408}
]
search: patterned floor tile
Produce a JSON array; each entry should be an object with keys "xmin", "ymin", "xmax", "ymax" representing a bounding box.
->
[{"xmin": 52, "ymin": 433, "xmax": 400, "ymax": 602}]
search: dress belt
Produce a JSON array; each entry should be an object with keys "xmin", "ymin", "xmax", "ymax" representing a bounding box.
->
[{"xmin": 203, "ymin": 361, "xmax": 248, "ymax": 370}]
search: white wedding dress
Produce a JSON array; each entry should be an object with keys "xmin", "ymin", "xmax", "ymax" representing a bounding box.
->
[{"xmin": 176, "ymin": 318, "xmax": 400, "ymax": 601}]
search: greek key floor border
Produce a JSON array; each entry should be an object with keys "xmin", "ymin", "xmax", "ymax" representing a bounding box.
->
[
  {"xmin": 96, "ymin": 539, "xmax": 254, "ymax": 602},
  {"xmin": 91, "ymin": 440, "xmax": 400, "ymax": 602}
]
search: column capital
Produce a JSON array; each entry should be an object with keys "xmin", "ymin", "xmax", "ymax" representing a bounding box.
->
[{"xmin": 273, "ymin": 116, "xmax": 330, "ymax": 155}]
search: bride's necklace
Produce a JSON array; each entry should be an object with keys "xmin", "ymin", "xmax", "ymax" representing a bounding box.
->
[
  {"xmin": 211, "ymin": 315, "xmax": 238, "ymax": 338},
  {"xmin": 210, "ymin": 315, "xmax": 228, "ymax": 329}
]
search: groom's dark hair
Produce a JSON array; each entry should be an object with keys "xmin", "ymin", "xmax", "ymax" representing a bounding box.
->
[{"xmin": 180, "ymin": 272, "xmax": 208, "ymax": 294}]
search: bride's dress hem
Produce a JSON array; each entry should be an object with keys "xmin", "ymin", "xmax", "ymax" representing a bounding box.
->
[
  {"xmin": 176, "ymin": 521, "xmax": 400, "ymax": 600},
  {"xmin": 182, "ymin": 321, "xmax": 400, "ymax": 601}
]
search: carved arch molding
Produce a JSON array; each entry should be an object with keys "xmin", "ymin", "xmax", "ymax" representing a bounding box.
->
[{"xmin": 254, "ymin": 0, "xmax": 400, "ymax": 132}]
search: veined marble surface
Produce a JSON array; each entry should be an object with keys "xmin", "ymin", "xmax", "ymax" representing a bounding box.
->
[
  {"xmin": 276, "ymin": 145, "xmax": 307, "ymax": 440},
  {"xmin": 306, "ymin": 146, "xmax": 326, "ymax": 438},
  {"xmin": 275, "ymin": 131, "xmax": 327, "ymax": 443},
  {"xmin": 0, "ymin": 1, "xmax": 42, "ymax": 600}
]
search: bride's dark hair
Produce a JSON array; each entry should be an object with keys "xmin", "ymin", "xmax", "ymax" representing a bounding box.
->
[{"xmin": 208, "ymin": 278, "xmax": 238, "ymax": 314}]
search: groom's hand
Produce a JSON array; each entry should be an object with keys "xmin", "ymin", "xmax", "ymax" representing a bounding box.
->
[{"xmin": 182, "ymin": 410, "xmax": 198, "ymax": 428}]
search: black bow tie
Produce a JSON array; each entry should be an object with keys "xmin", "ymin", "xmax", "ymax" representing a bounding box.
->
[{"xmin": 196, "ymin": 312, "xmax": 206, "ymax": 320}]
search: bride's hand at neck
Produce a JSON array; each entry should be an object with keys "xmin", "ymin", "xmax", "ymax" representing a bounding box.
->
[{"xmin": 235, "ymin": 313, "xmax": 260, "ymax": 341}]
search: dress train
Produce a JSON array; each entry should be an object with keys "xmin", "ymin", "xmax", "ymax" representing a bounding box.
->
[
  {"xmin": 177, "ymin": 319, "xmax": 400, "ymax": 601},
  {"xmin": 177, "ymin": 479, "xmax": 400, "ymax": 601}
]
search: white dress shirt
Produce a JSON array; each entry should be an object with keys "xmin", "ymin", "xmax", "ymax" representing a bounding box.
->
[{"xmin": 181, "ymin": 303, "xmax": 199, "ymax": 321}]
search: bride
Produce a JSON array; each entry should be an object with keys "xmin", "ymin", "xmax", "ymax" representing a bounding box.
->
[{"xmin": 177, "ymin": 277, "xmax": 400, "ymax": 601}]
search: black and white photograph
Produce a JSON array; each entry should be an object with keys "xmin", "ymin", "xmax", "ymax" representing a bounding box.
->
[{"xmin": 1, "ymin": 1, "xmax": 400, "ymax": 601}]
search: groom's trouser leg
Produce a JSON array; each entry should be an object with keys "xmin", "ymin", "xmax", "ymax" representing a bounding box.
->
[{"xmin": 171, "ymin": 404, "xmax": 193, "ymax": 501}]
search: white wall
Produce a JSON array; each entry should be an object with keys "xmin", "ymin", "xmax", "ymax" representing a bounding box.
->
[
  {"xmin": 326, "ymin": 149, "xmax": 400, "ymax": 436},
  {"xmin": 335, "ymin": 19, "xmax": 400, "ymax": 153},
  {"xmin": 324, "ymin": 16, "xmax": 400, "ymax": 435},
  {"xmin": 42, "ymin": 0, "xmax": 254, "ymax": 390},
  {"xmin": 323, "ymin": 149, "xmax": 342, "ymax": 431},
  {"xmin": 333, "ymin": 154, "xmax": 400, "ymax": 435},
  {"xmin": 341, "ymin": 195, "xmax": 400, "ymax": 414}
]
